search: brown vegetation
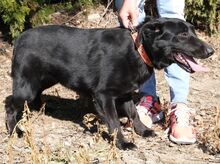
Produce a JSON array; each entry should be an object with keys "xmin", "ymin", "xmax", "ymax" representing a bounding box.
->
[{"xmin": 0, "ymin": 4, "xmax": 220, "ymax": 163}]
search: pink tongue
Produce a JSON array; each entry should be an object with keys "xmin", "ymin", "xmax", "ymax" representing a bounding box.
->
[{"xmin": 187, "ymin": 59, "xmax": 209, "ymax": 72}]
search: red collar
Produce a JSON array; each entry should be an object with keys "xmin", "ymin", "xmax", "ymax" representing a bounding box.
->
[{"xmin": 131, "ymin": 32, "xmax": 153, "ymax": 67}]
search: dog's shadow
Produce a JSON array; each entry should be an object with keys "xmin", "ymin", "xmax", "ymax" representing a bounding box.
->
[
  {"xmin": 4, "ymin": 95, "xmax": 99, "ymax": 133},
  {"xmin": 4, "ymin": 93, "xmax": 141, "ymax": 138},
  {"xmin": 42, "ymin": 94, "xmax": 95, "ymax": 122}
]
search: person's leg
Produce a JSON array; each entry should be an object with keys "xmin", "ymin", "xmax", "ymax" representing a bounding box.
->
[
  {"xmin": 157, "ymin": 0, "xmax": 196, "ymax": 144},
  {"xmin": 157, "ymin": 0, "xmax": 185, "ymax": 20},
  {"xmin": 164, "ymin": 65, "xmax": 189, "ymax": 104},
  {"xmin": 157, "ymin": 0, "xmax": 189, "ymax": 105},
  {"xmin": 139, "ymin": 73, "xmax": 157, "ymax": 99},
  {"xmin": 115, "ymin": 0, "xmax": 161, "ymax": 129}
]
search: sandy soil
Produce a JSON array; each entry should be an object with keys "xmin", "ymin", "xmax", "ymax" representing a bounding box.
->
[{"xmin": 0, "ymin": 5, "xmax": 220, "ymax": 164}]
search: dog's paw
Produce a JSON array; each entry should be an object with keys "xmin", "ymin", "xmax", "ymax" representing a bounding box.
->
[
  {"xmin": 16, "ymin": 128, "xmax": 24, "ymax": 138},
  {"xmin": 141, "ymin": 129, "xmax": 156, "ymax": 137},
  {"xmin": 7, "ymin": 126, "xmax": 23, "ymax": 138},
  {"xmin": 6, "ymin": 120, "xmax": 15, "ymax": 136},
  {"xmin": 134, "ymin": 126, "xmax": 156, "ymax": 137},
  {"xmin": 116, "ymin": 140, "xmax": 137, "ymax": 150},
  {"xmin": 133, "ymin": 119, "xmax": 156, "ymax": 137},
  {"xmin": 6, "ymin": 119, "xmax": 23, "ymax": 138}
]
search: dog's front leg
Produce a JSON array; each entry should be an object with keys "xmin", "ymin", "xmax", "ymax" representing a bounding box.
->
[
  {"xmin": 117, "ymin": 100, "xmax": 155, "ymax": 137},
  {"xmin": 93, "ymin": 93, "xmax": 137, "ymax": 150}
]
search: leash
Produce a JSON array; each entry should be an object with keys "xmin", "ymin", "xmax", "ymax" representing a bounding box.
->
[{"xmin": 128, "ymin": 22, "xmax": 153, "ymax": 67}]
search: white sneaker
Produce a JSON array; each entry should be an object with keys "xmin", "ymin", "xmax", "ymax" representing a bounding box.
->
[
  {"xmin": 168, "ymin": 103, "xmax": 196, "ymax": 144},
  {"xmin": 136, "ymin": 96, "xmax": 163, "ymax": 128}
]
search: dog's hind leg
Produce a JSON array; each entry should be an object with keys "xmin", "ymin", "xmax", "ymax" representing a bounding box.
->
[
  {"xmin": 93, "ymin": 93, "xmax": 137, "ymax": 150},
  {"xmin": 5, "ymin": 79, "xmax": 42, "ymax": 137}
]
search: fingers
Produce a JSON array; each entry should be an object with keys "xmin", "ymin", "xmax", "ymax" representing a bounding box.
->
[
  {"xmin": 119, "ymin": 0, "xmax": 138, "ymax": 28},
  {"xmin": 119, "ymin": 11, "xmax": 138, "ymax": 28},
  {"xmin": 129, "ymin": 11, "xmax": 138, "ymax": 27},
  {"xmin": 119, "ymin": 12, "xmax": 130, "ymax": 28}
]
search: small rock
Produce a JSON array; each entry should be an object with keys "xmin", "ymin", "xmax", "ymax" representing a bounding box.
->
[
  {"xmin": 195, "ymin": 115, "xmax": 203, "ymax": 124},
  {"xmin": 200, "ymin": 110, "xmax": 206, "ymax": 116},
  {"xmin": 87, "ymin": 13, "xmax": 100, "ymax": 22},
  {"xmin": 168, "ymin": 142, "xmax": 175, "ymax": 147},
  {"xmin": 76, "ymin": 20, "xmax": 81, "ymax": 24}
]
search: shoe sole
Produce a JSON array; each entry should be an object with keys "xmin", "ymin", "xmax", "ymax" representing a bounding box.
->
[
  {"xmin": 169, "ymin": 134, "xmax": 196, "ymax": 145},
  {"xmin": 138, "ymin": 113, "xmax": 153, "ymax": 129}
]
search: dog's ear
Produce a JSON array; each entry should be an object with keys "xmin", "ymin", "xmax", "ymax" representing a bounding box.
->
[
  {"xmin": 141, "ymin": 20, "xmax": 162, "ymax": 33},
  {"xmin": 144, "ymin": 16, "xmax": 154, "ymax": 23}
]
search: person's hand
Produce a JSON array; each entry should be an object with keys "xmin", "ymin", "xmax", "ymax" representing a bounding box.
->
[{"xmin": 119, "ymin": 0, "xmax": 138, "ymax": 28}]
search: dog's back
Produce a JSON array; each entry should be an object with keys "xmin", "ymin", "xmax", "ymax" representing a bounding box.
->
[{"xmin": 12, "ymin": 25, "xmax": 146, "ymax": 95}]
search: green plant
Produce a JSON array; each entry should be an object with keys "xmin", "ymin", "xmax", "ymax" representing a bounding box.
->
[
  {"xmin": 145, "ymin": 0, "xmax": 220, "ymax": 34},
  {"xmin": 30, "ymin": 5, "xmax": 55, "ymax": 27},
  {"xmin": 0, "ymin": 0, "xmax": 31, "ymax": 38},
  {"xmin": 1, "ymin": 0, "xmax": 219, "ymax": 39},
  {"xmin": 77, "ymin": 0, "xmax": 103, "ymax": 7},
  {"xmin": 0, "ymin": 0, "xmax": 103, "ymax": 39},
  {"xmin": 185, "ymin": 0, "xmax": 220, "ymax": 34}
]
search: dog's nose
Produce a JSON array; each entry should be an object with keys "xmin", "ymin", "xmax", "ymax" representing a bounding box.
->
[{"xmin": 206, "ymin": 46, "xmax": 215, "ymax": 56}]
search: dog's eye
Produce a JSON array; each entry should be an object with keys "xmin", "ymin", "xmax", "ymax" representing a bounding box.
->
[{"xmin": 178, "ymin": 32, "xmax": 188, "ymax": 37}]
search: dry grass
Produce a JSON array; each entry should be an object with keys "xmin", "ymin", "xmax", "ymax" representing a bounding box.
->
[
  {"xmin": 6, "ymin": 102, "xmax": 123, "ymax": 163},
  {"xmin": 6, "ymin": 109, "xmax": 50, "ymax": 163},
  {"xmin": 7, "ymin": 101, "xmax": 220, "ymax": 163},
  {"xmin": 4, "ymin": 103, "xmax": 220, "ymax": 163},
  {"xmin": 152, "ymin": 99, "xmax": 220, "ymax": 155},
  {"xmin": 200, "ymin": 106, "xmax": 220, "ymax": 154},
  {"xmin": 82, "ymin": 113, "xmax": 121, "ymax": 162},
  {"xmin": 7, "ymin": 102, "xmax": 50, "ymax": 163},
  {"xmin": 1, "ymin": 4, "xmax": 220, "ymax": 163}
]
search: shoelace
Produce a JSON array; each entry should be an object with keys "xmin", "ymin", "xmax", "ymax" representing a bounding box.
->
[
  {"xmin": 139, "ymin": 98, "xmax": 153, "ymax": 112},
  {"xmin": 140, "ymin": 98, "xmax": 153, "ymax": 108},
  {"xmin": 170, "ymin": 108, "xmax": 194, "ymax": 127}
]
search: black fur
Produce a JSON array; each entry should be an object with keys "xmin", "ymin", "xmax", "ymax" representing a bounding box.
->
[{"xmin": 5, "ymin": 18, "xmax": 214, "ymax": 150}]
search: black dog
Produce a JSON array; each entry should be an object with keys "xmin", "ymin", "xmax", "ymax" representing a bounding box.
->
[{"xmin": 5, "ymin": 18, "xmax": 214, "ymax": 150}]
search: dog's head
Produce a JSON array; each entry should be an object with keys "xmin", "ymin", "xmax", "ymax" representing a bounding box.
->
[{"xmin": 138, "ymin": 18, "xmax": 214, "ymax": 73}]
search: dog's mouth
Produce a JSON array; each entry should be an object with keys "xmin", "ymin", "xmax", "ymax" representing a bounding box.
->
[{"xmin": 174, "ymin": 53, "xmax": 209, "ymax": 73}]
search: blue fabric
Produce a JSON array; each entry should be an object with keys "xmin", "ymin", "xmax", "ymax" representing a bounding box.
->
[
  {"xmin": 115, "ymin": 0, "xmax": 190, "ymax": 104},
  {"xmin": 157, "ymin": 0, "xmax": 185, "ymax": 20}
]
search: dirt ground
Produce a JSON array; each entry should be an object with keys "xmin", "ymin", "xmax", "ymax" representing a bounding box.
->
[{"xmin": 0, "ymin": 5, "xmax": 220, "ymax": 164}]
